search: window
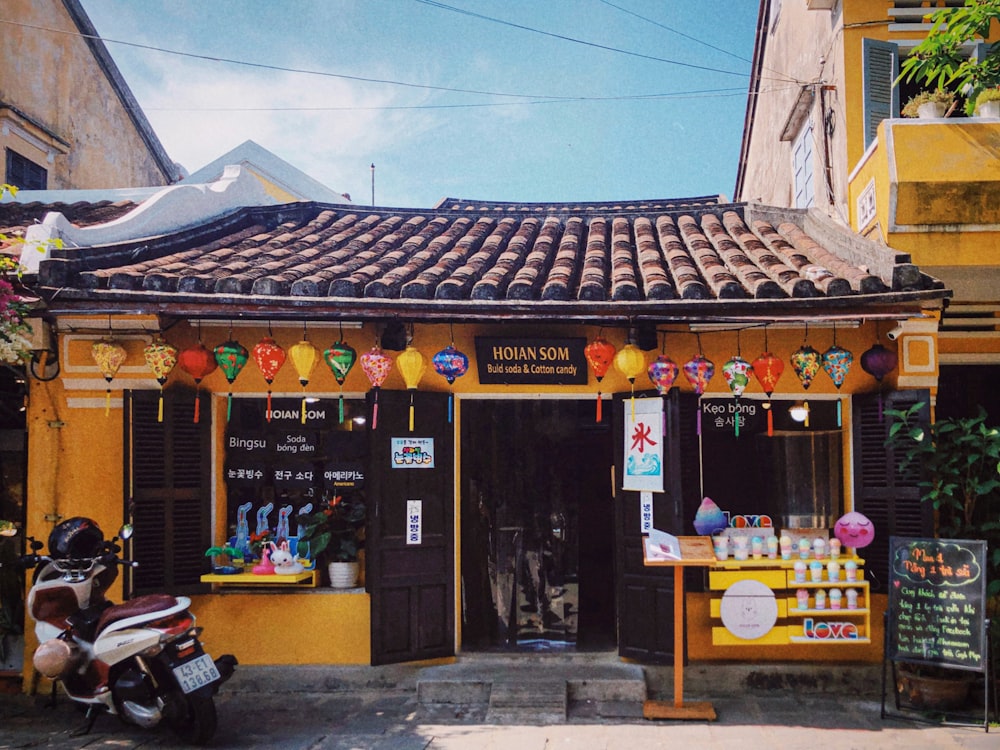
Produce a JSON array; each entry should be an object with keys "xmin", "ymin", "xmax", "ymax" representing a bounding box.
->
[
  {"xmin": 5, "ymin": 149, "xmax": 46, "ymax": 190},
  {"xmin": 792, "ymin": 119, "xmax": 815, "ymax": 208}
]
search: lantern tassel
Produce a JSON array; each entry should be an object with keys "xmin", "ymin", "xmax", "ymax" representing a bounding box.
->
[
  {"xmin": 448, "ymin": 393, "xmax": 454, "ymax": 423},
  {"xmin": 371, "ymin": 390, "xmax": 379, "ymax": 430},
  {"xmin": 408, "ymin": 392, "xmax": 415, "ymax": 432},
  {"xmin": 734, "ymin": 403, "xmax": 740, "ymax": 437},
  {"xmin": 339, "ymin": 393, "xmax": 345, "ymax": 424},
  {"xmin": 266, "ymin": 390, "xmax": 273, "ymax": 422},
  {"xmin": 596, "ymin": 391, "xmax": 602, "ymax": 423},
  {"xmin": 193, "ymin": 388, "xmax": 201, "ymax": 423},
  {"xmin": 301, "ymin": 396, "xmax": 307, "ymax": 424},
  {"xmin": 804, "ymin": 400, "xmax": 810, "ymax": 428},
  {"xmin": 226, "ymin": 391, "xmax": 233, "ymax": 422},
  {"xmin": 105, "ymin": 387, "xmax": 111, "ymax": 416},
  {"xmin": 696, "ymin": 398, "xmax": 702, "ymax": 436},
  {"xmin": 630, "ymin": 384, "xmax": 636, "ymax": 421},
  {"xmin": 158, "ymin": 391, "xmax": 164, "ymax": 423},
  {"xmin": 836, "ymin": 399, "xmax": 842, "ymax": 427},
  {"xmin": 765, "ymin": 402, "xmax": 773, "ymax": 437}
]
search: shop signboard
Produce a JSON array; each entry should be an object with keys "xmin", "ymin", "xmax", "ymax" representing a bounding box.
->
[
  {"xmin": 475, "ymin": 337, "xmax": 588, "ymax": 385},
  {"xmin": 700, "ymin": 398, "xmax": 765, "ymax": 434},
  {"xmin": 887, "ymin": 536, "xmax": 987, "ymax": 672}
]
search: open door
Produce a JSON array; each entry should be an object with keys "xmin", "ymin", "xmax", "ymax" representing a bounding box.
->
[
  {"xmin": 614, "ymin": 390, "xmax": 688, "ymax": 663},
  {"xmin": 367, "ymin": 389, "xmax": 454, "ymax": 665}
]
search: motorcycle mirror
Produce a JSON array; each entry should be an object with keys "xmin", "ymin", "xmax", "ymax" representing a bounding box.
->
[
  {"xmin": 118, "ymin": 523, "xmax": 133, "ymax": 541},
  {"xmin": 30, "ymin": 539, "xmax": 43, "ymax": 552}
]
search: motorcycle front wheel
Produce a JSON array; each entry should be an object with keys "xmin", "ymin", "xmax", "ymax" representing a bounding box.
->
[{"xmin": 165, "ymin": 691, "xmax": 217, "ymax": 745}]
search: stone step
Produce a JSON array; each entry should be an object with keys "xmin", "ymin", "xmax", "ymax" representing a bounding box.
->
[{"xmin": 486, "ymin": 680, "xmax": 567, "ymax": 723}]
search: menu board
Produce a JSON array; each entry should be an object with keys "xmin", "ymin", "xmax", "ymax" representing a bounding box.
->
[{"xmin": 887, "ymin": 536, "xmax": 987, "ymax": 673}]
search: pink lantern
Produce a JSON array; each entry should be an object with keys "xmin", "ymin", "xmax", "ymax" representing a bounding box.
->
[
  {"xmin": 648, "ymin": 354, "xmax": 679, "ymax": 396},
  {"xmin": 683, "ymin": 354, "xmax": 715, "ymax": 395},
  {"xmin": 360, "ymin": 346, "xmax": 393, "ymax": 430}
]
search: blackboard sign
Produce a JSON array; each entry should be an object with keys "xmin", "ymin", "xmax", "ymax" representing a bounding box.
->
[
  {"xmin": 475, "ymin": 337, "xmax": 588, "ymax": 385},
  {"xmin": 887, "ymin": 536, "xmax": 987, "ymax": 672}
]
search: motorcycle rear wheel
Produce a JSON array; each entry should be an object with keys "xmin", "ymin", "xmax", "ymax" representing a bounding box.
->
[{"xmin": 165, "ymin": 692, "xmax": 217, "ymax": 745}]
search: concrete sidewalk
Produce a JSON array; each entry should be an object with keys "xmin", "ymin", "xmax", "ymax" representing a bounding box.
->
[{"xmin": 0, "ymin": 661, "xmax": 995, "ymax": 749}]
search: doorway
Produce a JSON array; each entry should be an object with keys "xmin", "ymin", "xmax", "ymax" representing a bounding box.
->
[{"xmin": 460, "ymin": 399, "xmax": 615, "ymax": 651}]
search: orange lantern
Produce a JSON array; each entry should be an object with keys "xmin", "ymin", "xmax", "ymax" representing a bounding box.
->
[
  {"xmin": 289, "ymin": 339, "xmax": 319, "ymax": 424},
  {"xmin": 396, "ymin": 345, "xmax": 427, "ymax": 431},
  {"xmin": 584, "ymin": 335, "xmax": 616, "ymax": 423}
]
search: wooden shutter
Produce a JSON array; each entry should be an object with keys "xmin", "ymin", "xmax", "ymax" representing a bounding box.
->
[
  {"xmin": 124, "ymin": 388, "xmax": 211, "ymax": 596},
  {"xmin": 862, "ymin": 39, "xmax": 899, "ymax": 149},
  {"xmin": 851, "ymin": 390, "xmax": 932, "ymax": 593}
]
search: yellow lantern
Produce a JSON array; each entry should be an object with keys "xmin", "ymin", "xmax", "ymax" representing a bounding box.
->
[
  {"xmin": 396, "ymin": 345, "xmax": 427, "ymax": 431},
  {"xmin": 614, "ymin": 343, "xmax": 647, "ymax": 419},
  {"xmin": 289, "ymin": 339, "xmax": 319, "ymax": 424}
]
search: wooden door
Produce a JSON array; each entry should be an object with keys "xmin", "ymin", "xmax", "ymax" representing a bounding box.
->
[
  {"xmin": 367, "ymin": 389, "xmax": 454, "ymax": 664},
  {"xmin": 614, "ymin": 390, "xmax": 687, "ymax": 663}
]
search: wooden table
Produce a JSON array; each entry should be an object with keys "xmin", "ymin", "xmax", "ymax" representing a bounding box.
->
[{"xmin": 642, "ymin": 535, "xmax": 718, "ymax": 721}]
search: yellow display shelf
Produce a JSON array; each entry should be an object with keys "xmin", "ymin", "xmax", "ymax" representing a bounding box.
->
[{"xmin": 200, "ymin": 570, "xmax": 319, "ymax": 586}]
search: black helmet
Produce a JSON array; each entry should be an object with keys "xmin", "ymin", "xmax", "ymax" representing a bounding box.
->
[{"xmin": 48, "ymin": 517, "xmax": 105, "ymax": 560}]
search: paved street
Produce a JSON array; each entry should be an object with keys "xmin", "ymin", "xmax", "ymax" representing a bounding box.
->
[{"xmin": 0, "ymin": 663, "xmax": 995, "ymax": 750}]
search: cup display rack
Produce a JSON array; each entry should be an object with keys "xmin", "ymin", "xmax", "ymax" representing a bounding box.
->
[{"xmin": 708, "ymin": 554, "xmax": 871, "ymax": 646}]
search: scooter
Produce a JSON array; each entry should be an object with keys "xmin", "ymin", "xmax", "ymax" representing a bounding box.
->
[{"xmin": 19, "ymin": 517, "xmax": 237, "ymax": 745}]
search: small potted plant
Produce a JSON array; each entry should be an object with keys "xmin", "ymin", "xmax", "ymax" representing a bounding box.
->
[
  {"xmin": 901, "ymin": 89, "xmax": 956, "ymax": 119},
  {"xmin": 296, "ymin": 492, "xmax": 366, "ymax": 588},
  {"xmin": 974, "ymin": 87, "xmax": 1000, "ymax": 119},
  {"xmin": 204, "ymin": 544, "xmax": 243, "ymax": 574}
]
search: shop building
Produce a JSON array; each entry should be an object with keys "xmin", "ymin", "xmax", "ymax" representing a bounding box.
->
[{"xmin": 11, "ymin": 180, "xmax": 949, "ymax": 676}]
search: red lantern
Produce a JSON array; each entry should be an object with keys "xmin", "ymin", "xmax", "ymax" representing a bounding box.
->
[
  {"xmin": 584, "ymin": 336, "xmax": 616, "ymax": 423},
  {"xmin": 178, "ymin": 343, "xmax": 218, "ymax": 423},
  {"xmin": 252, "ymin": 336, "xmax": 286, "ymax": 421},
  {"xmin": 752, "ymin": 351, "xmax": 784, "ymax": 437}
]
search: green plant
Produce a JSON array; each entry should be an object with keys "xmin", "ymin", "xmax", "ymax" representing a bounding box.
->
[
  {"xmin": 897, "ymin": 0, "xmax": 1000, "ymax": 116},
  {"xmin": 975, "ymin": 86, "xmax": 1000, "ymax": 108},
  {"xmin": 901, "ymin": 88, "xmax": 956, "ymax": 117},
  {"xmin": 296, "ymin": 492, "xmax": 366, "ymax": 563},
  {"xmin": 885, "ymin": 403, "xmax": 1000, "ymax": 598}
]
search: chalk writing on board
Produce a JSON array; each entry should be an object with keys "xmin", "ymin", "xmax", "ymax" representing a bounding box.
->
[{"xmin": 888, "ymin": 537, "xmax": 986, "ymax": 672}]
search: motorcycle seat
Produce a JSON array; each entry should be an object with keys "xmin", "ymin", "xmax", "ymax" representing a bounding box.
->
[{"xmin": 96, "ymin": 593, "xmax": 179, "ymax": 635}]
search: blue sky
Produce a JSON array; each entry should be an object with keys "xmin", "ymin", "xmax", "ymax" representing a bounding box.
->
[{"xmin": 78, "ymin": 1, "xmax": 770, "ymax": 208}]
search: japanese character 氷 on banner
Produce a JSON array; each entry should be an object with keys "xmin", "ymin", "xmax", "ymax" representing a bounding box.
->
[{"xmin": 623, "ymin": 397, "xmax": 664, "ymax": 492}]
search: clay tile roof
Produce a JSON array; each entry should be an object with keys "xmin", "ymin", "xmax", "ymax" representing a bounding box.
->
[{"xmin": 32, "ymin": 199, "xmax": 948, "ymax": 325}]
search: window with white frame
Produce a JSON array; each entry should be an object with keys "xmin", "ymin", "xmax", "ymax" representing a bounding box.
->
[{"xmin": 792, "ymin": 119, "xmax": 815, "ymax": 209}]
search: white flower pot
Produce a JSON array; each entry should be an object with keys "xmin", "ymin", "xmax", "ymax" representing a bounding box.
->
[
  {"xmin": 976, "ymin": 100, "xmax": 1000, "ymax": 118},
  {"xmin": 917, "ymin": 102, "xmax": 946, "ymax": 119},
  {"xmin": 328, "ymin": 561, "xmax": 359, "ymax": 588}
]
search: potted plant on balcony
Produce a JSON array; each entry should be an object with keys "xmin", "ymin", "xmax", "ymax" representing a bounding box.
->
[
  {"xmin": 901, "ymin": 89, "xmax": 956, "ymax": 119},
  {"xmin": 974, "ymin": 87, "xmax": 1000, "ymax": 119},
  {"xmin": 885, "ymin": 403, "xmax": 1000, "ymax": 709},
  {"xmin": 296, "ymin": 492, "xmax": 366, "ymax": 588}
]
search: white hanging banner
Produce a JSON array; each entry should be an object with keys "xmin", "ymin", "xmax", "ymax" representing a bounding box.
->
[
  {"xmin": 623, "ymin": 397, "xmax": 664, "ymax": 492},
  {"xmin": 640, "ymin": 491, "xmax": 654, "ymax": 533},
  {"xmin": 406, "ymin": 499, "xmax": 422, "ymax": 545}
]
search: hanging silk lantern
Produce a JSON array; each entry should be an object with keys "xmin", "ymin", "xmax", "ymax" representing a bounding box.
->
[
  {"xmin": 289, "ymin": 339, "xmax": 319, "ymax": 424},
  {"xmin": 647, "ymin": 354, "xmax": 679, "ymax": 396},
  {"xmin": 432, "ymin": 344, "xmax": 469, "ymax": 423},
  {"xmin": 178, "ymin": 343, "xmax": 217, "ymax": 423},
  {"xmin": 397, "ymin": 345, "xmax": 427, "ymax": 432},
  {"xmin": 614, "ymin": 343, "xmax": 646, "ymax": 420},
  {"xmin": 752, "ymin": 350, "xmax": 784, "ymax": 437},
  {"xmin": 143, "ymin": 338, "xmax": 178, "ymax": 422},
  {"xmin": 861, "ymin": 342, "xmax": 898, "ymax": 421},
  {"xmin": 790, "ymin": 344, "xmax": 821, "ymax": 390},
  {"xmin": 722, "ymin": 355, "xmax": 753, "ymax": 437},
  {"xmin": 214, "ymin": 339, "xmax": 249, "ymax": 422},
  {"xmin": 91, "ymin": 339, "xmax": 127, "ymax": 416},
  {"xmin": 822, "ymin": 344, "xmax": 854, "ymax": 426},
  {"xmin": 360, "ymin": 346, "xmax": 393, "ymax": 430},
  {"xmin": 584, "ymin": 335, "xmax": 616, "ymax": 423},
  {"xmin": 323, "ymin": 340, "xmax": 357, "ymax": 424},
  {"xmin": 252, "ymin": 336, "xmax": 286, "ymax": 422},
  {"xmin": 684, "ymin": 351, "xmax": 715, "ymax": 435}
]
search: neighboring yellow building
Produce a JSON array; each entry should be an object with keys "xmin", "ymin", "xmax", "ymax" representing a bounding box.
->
[{"xmin": 1, "ymin": 0, "xmax": 176, "ymax": 190}]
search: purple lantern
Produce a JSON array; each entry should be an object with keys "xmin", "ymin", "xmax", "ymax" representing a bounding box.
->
[
  {"xmin": 683, "ymin": 354, "xmax": 715, "ymax": 395},
  {"xmin": 860, "ymin": 343, "xmax": 897, "ymax": 382},
  {"xmin": 647, "ymin": 354, "xmax": 679, "ymax": 395}
]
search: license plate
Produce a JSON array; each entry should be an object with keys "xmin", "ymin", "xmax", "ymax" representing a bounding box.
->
[{"xmin": 172, "ymin": 653, "xmax": 220, "ymax": 694}]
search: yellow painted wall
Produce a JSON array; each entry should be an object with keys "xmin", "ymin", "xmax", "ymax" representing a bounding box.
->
[
  {"xmin": 2, "ymin": 0, "xmax": 171, "ymax": 189},
  {"xmin": 23, "ymin": 314, "xmax": 907, "ymax": 673}
]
